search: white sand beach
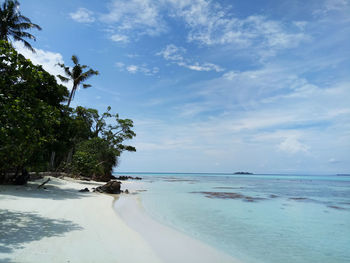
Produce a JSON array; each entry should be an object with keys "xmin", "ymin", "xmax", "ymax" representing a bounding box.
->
[{"xmin": 0, "ymin": 177, "xmax": 238, "ymax": 263}]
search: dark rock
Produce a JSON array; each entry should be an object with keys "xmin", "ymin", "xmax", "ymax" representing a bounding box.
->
[
  {"xmin": 95, "ymin": 181, "xmax": 121, "ymax": 194},
  {"xmin": 79, "ymin": 188, "xmax": 89, "ymax": 192},
  {"xmin": 92, "ymin": 174, "xmax": 115, "ymax": 182},
  {"xmin": 164, "ymin": 178, "xmax": 197, "ymax": 182},
  {"xmin": 114, "ymin": 175, "xmax": 142, "ymax": 181},
  {"xmin": 191, "ymin": 191, "xmax": 266, "ymax": 202},
  {"xmin": 14, "ymin": 169, "xmax": 30, "ymax": 185},
  {"xmin": 78, "ymin": 176, "xmax": 91, "ymax": 181},
  {"xmin": 29, "ymin": 172, "xmax": 44, "ymax": 181},
  {"xmin": 327, "ymin": 205, "xmax": 346, "ymax": 210},
  {"xmin": 213, "ymin": 186, "xmax": 237, "ymax": 189},
  {"xmin": 289, "ymin": 197, "xmax": 308, "ymax": 201}
]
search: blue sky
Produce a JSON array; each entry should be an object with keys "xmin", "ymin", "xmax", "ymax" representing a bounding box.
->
[{"xmin": 14, "ymin": 0, "xmax": 350, "ymax": 174}]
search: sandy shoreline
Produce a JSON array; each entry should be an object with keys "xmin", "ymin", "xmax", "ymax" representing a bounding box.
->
[{"xmin": 0, "ymin": 177, "xmax": 238, "ymax": 263}]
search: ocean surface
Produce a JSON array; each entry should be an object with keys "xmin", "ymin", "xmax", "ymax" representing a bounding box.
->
[{"xmin": 117, "ymin": 173, "xmax": 350, "ymax": 263}]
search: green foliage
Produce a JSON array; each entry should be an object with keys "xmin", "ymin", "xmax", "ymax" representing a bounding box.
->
[
  {"xmin": 0, "ymin": 40, "xmax": 136, "ymax": 182},
  {"xmin": 0, "ymin": 40, "xmax": 69, "ymax": 173},
  {"xmin": 70, "ymin": 107, "xmax": 136, "ymax": 178},
  {"xmin": 0, "ymin": 0, "xmax": 42, "ymax": 52},
  {"xmin": 72, "ymin": 137, "xmax": 118, "ymax": 177}
]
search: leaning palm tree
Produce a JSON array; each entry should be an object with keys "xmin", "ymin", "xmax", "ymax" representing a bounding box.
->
[
  {"xmin": 57, "ymin": 55, "xmax": 99, "ymax": 107},
  {"xmin": 0, "ymin": 0, "xmax": 41, "ymax": 52}
]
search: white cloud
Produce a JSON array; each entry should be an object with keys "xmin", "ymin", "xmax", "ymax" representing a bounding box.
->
[
  {"xmin": 178, "ymin": 61, "xmax": 223, "ymax": 72},
  {"xmin": 166, "ymin": 1, "xmax": 308, "ymax": 55},
  {"xmin": 100, "ymin": 0, "xmax": 167, "ymax": 37},
  {"xmin": 157, "ymin": 44, "xmax": 223, "ymax": 72},
  {"xmin": 115, "ymin": 62, "xmax": 125, "ymax": 68},
  {"xmin": 278, "ymin": 136, "xmax": 309, "ymax": 154},
  {"xmin": 313, "ymin": 0, "xmax": 350, "ymax": 17},
  {"xmin": 116, "ymin": 62, "xmax": 159, "ymax": 76},
  {"xmin": 293, "ymin": 21, "xmax": 308, "ymax": 30},
  {"xmin": 122, "ymin": 73, "xmax": 350, "ymax": 172},
  {"xmin": 110, "ymin": 34, "xmax": 129, "ymax": 43},
  {"xmin": 328, "ymin": 158, "xmax": 340, "ymax": 164},
  {"xmin": 126, "ymin": 65, "xmax": 139, "ymax": 74},
  {"xmin": 324, "ymin": 0, "xmax": 349, "ymax": 11},
  {"xmin": 126, "ymin": 53, "xmax": 139, "ymax": 58},
  {"xmin": 13, "ymin": 42, "xmax": 72, "ymax": 88},
  {"xmin": 70, "ymin": 8, "xmax": 95, "ymax": 23},
  {"xmin": 99, "ymin": 0, "xmax": 307, "ymax": 58},
  {"xmin": 157, "ymin": 44, "xmax": 186, "ymax": 61},
  {"xmin": 223, "ymin": 71, "xmax": 239, "ymax": 80}
]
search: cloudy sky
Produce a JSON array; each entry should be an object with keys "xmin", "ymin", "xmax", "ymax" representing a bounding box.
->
[{"xmin": 16, "ymin": 0, "xmax": 350, "ymax": 174}]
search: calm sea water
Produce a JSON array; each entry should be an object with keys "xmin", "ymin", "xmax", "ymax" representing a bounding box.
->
[{"xmin": 117, "ymin": 173, "xmax": 350, "ymax": 263}]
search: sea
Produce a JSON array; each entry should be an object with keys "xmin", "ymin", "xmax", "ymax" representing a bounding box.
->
[{"xmin": 116, "ymin": 173, "xmax": 350, "ymax": 263}]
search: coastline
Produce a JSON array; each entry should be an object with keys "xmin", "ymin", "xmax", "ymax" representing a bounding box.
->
[
  {"xmin": 0, "ymin": 177, "xmax": 161, "ymax": 263},
  {"xmin": 0, "ymin": 176, "xmax": 238, "ymax": 263},
  {"xmin": 115, "ymin": 182, "xmax": 239, "ymax": 263}
]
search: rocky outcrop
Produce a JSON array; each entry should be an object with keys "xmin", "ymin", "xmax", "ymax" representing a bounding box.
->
[
  {"xmin": 95, "ymin": 181, "xmax": 121, "ymax": 194},
  {"xmin": 114, "ymin": 175, "xmax": 142, "ymax": 181},
  {"xmin": 92, "ymin": 174, "xmax": 116, "ymax": 182}
]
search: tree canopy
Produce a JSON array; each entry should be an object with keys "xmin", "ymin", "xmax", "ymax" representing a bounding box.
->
[
  {"xmin": 0, "ymin": 40, "xmax": 68, "ymax": 177},
  {"xmin": 0, "ymin": 40, "xmax": 136, "ymax": 183}
]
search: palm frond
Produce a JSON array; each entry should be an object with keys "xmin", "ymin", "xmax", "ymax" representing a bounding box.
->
[
  {"xmin": 12, "ymin": 30, "xmax": 36, "ymax": 40},
  {"xmin": 71, "ymin": 55, "xmax": 79, "ymax": 65},
  {"xmin": 57, "ymin": 63, "xmax": 72, "ymax": 77},
  {"xmin": 15, "ymin": 22, "xmax": 42, "ymax": 31},
  {"xmin": 82, "ymin": 84, "xmax": 92, "ymax": 89},
  {"xmin": 0, "ymin": 0, "xmax": 40, "ymax": 52},
  {"xmin": 57, "ymin": 75, "xmax": 70, "ymax": 82},
  {"xmin": 12, "ymin": 35, "xmax": 35, "ymax": 52},
  {"xmin": 77, "ymin": 69, "xmax": 99, "ymax": 83}
]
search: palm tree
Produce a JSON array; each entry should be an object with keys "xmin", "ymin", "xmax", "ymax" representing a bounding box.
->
[
  {"xmin": 57, "ymin": 55, "xmax": 99, "ymax": 107},
  {"xmin": 0, "ymin": 0, "xmax": 41, "ymax": 52}
]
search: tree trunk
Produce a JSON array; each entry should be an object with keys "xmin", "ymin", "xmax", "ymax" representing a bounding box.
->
[
  {"xmin": 37, "ymin": 178, "xmax": 50, "ymax": 189},
  {"xmin": 66, "ymin": 148, "xmax": 73, "ymax": 164},
  {"xmin": 67, "ymin": 85, "xmax": 76, "ymax": 107},
  {"xmin": 50, "ymin": 151, "xmax": 56, "ymax": 170}
]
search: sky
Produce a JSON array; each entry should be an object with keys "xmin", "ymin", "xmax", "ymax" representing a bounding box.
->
[{"xmin": 13, "ymin": 0, "xmax": 350, "ymax": 174}]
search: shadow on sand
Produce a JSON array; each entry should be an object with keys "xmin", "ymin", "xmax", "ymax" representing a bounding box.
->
[
  {"xmin": 0, "ymin": 184, "xmax": 94, "ymax": 201},
  {"xmin": 0, "ymin": 209, "xmax": 83, "ymax": 254}
]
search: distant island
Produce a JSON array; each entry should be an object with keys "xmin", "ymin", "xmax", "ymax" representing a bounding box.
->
[{"xmin": 234, "ymin": 172, "xmax": 254, "ymax": 175}]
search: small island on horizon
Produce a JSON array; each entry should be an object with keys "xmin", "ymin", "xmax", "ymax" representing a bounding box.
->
[{"xmin": 234, "ymin": 172, "xmax": 254, "ymax": 175}]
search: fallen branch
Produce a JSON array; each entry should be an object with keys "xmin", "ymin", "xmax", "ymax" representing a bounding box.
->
[{"xmin": 37, "ymin": 178, "xmax": 50, "ymax": 189}]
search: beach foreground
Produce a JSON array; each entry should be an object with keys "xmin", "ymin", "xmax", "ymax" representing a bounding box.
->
[{"xmin": 0, "ymin": 177, "xmax": 237, "ymax": 263}]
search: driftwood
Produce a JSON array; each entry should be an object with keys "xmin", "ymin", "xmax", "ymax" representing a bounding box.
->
[{"xmin": 37, "ymin": 178, "xmax": 50, "ymax": 189}]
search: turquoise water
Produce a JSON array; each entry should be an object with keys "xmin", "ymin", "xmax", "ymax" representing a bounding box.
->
[{"xmin": 119, "ymin": 173, "xmax": 350, "ymax": 263}]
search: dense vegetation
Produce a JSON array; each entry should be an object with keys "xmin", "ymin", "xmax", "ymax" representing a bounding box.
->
[
  {"xmin": 0, "ymin": 0, "xmax": 136, "ymax": 184},
  {"xmin": 0, "ymin": 41, "xmax": 136, "ymax": 184}
]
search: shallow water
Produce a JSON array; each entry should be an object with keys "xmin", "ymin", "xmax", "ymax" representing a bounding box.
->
[{"xmin": 118, "ymin": 173, "xmax": 350, "ymax": 263}]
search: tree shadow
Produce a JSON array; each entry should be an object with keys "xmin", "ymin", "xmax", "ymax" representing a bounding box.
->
[
  {"xmin": 0, "ymin": 209, "xmax": 83, "ymax": 254},
  {"xmin": 0, "ymin": 258, "xmax": 15, "ymax": 263},
  {"xmin": 0, "ymin": 184, "xmax": 95, "ymax": 200}
]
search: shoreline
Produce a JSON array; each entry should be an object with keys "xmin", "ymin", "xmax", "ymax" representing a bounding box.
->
[
  {"xmin": 0, "ymin": 176, "xmax": 239, "ymax": 263},
  {"xmin": 0, "ymin": 176, "xmax": 161, "ymax": 263},
  {"xmin": 115, "ymin": 181, "xmax": 239, "ymax": 263}
]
